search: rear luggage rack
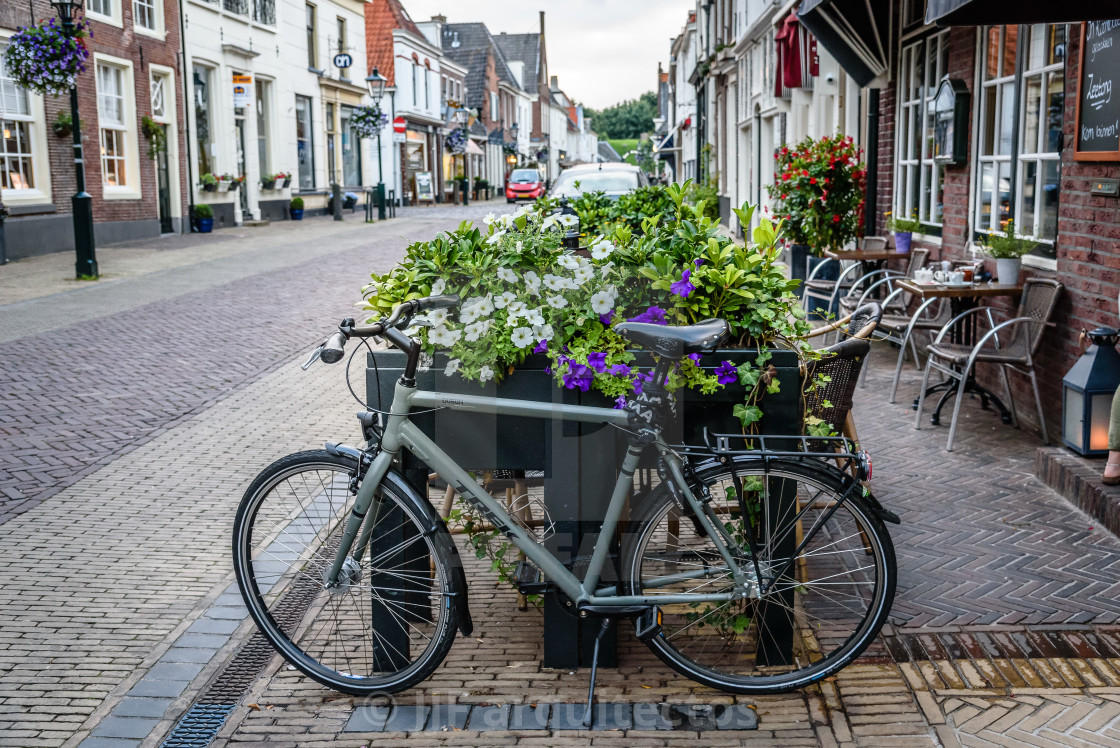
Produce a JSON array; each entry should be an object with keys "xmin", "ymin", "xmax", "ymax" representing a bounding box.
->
[{"xmin": 671, "ymin": 431, "xmax": 871, "ymax": 482}]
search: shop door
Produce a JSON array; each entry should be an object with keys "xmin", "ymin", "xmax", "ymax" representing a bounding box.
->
[
  {"xmin": 156, "ymin": 124, "xmax": 173, "ymax": 233},
  {"xmin": 235, "ymin": 115, "xmax": 249, "ymax": 216}
]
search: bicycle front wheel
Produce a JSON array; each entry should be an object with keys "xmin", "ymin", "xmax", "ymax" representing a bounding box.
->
[
  {"xmin": 233, "ymin": 450, "xmax": 457, "ymax": 695},
  {"xmin": 623, "ymin": 456, "xmax": 895, "ymax": 694}
]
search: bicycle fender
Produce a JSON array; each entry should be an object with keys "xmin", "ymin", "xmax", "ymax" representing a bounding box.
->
[
  {"xmin": 861, "ymin": 490, "xmax": 901, "ymax": 525},
  {"xmin": 379, "ymin": 469, "xmax": 474, "ymax": 637}
]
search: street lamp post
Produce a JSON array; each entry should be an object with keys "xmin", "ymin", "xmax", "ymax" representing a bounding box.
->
[
  {"xmin": 51, "ymin": 0, "xmax": 97, "ymax": 278},
  {"xmin": 365, "ymin": 68, "xmax": 388, "ymax": 221},
  {"xmin": 454, "ymin": 108, "xmax": 469, "ymax": 206}
]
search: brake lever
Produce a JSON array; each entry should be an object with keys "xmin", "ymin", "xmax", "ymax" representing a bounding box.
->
[{"xmin": 301, "ymin": 344, "xmax": 324, "ymax": 371}]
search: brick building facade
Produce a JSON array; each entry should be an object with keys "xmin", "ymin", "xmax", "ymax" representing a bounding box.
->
[{"xmin": 1, "ymin": 0, "xmax": 188, "ymax": 260}]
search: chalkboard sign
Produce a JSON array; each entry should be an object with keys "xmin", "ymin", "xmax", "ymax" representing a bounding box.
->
[
  {"xmin": 415, "ymin": 171, "xmax": 434, "ymax": 202},
  {"xmin": 1076, "ymin": 20, "xmax": 1120, "ymax": 161}
]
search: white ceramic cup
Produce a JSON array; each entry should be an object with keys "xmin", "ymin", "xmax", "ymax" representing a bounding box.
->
[
  {"xmin": 934, "ymin": 270, "xmax": 950, "ymax": 283},
  {"xmin": 949, "ymin": 271, "xmax": 965, "ymax": 285},
  {"xmin": 914, "ymin": 269, "xmax": 933, "ymax": 283}
]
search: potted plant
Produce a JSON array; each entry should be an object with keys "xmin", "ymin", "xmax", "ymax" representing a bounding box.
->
[
  {"xmin": 141, "ymin": 115, "xmax": 166, "ymax": 159},
  {"xmin": 227, "ymin": 174, "xmax": 245, "ymax": 193},
  {"xmin": 885, "ymin": 210, "xmax": 921, "ymax": 253},
  {"xmin": 52, "ymin": 111, "xmax": 72, "ymax": 137},
  {"xmin": 289, "ymin": 196, "xmax": 304, "ymax": 220},
  {"xmin": 279, "ymin": 172, "xmax": 291, "ymax": 189},
  {"xmin": 198, "ymin": 173, "xmax": 217, "ymax": 192},
  {"xmin": 3, "ymin": 19, "xmax": 90, "ymax": 97},
  {"xmin": 193, "ymin": 203, "xmax": 214, "ymax": 233},
  {"xmin": 979, "ymin": 219, "xmax": 1035, "ymax": 283},
  {"xmin": 261, "ymin": 173, "xmax": 277, "ymax": 190},
  {"xmin": 766, "ymin": 134, "xmax": 867, "ymax": 296},
  {"xmin": 473, "ymin": 177, "xmax": 490, "ymax": 200}
]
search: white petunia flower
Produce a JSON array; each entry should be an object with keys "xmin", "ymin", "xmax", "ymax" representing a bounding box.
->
[
  {"xmin": 506, "ymin": 300, "xmax": 527, "ymax": 319},
  {"xmin": 479, "ymin": 365, "xmax": 495, "ymax": 382},
  {"xmin": 523, "ymin": 271, "xmax": 541, "ymax": 296},
  {"xmin": 486, "ymin": 231, "xmax": 505, "ymax": 246},
  {"xmin": 547, "ymin": 294, "xmax": 569, "ymax": 309},
  {"xmin": 590, "ymin": 238, "xmax": 615, "ymax": 260},
  {"xmin": 541, "ymin": 214, "xmax": 561, "ymax": 231},
  {"xmin": 543, "ymin": 274, "xmax": 567, "ymax": 292},
  {"xmin": 493, "ymin": 291, "xmax": 517, "ymax": 309},
  {"xmin": 430, "ymin": 277, "xmax": 447, "ymax": 295},
  {"xmin": 590, "ymin": 289, "xmax": 615, "ymax": 315},
  {"xmin": 573, "ymin": 265, "xmax": 594, "ymax": 285},
  {"xmin": 425, "ymin": 309, "xmax": 449, "ymax": 327},
  {"xmin": 483, "ymin": 212, "xmax": 498, "ymax": 225},
  {"xmin": 511, "ymin": 326, "xmax": 535, "ymax": 348},
  {"xmin": 497, "ymin": 267, "xmax": 519, "ymax": 283},
  {"xmin": 464, "ymin": 321, "xmax": 485, "ymax": 342},
  {"xmin": 445, "ymin": 358, "xmax": 461, "ymax": 376},
  {"xmin": 602, "ymin": 283, "xmax": 618, "ymax": 299},
  {"xmin": 533, "ymin": 323, "xmax": 555, "ymax": 340},
  {"xmin": 523, "ymin": 309, "xmax": 546, "ymax": 326},
  {"xmin": 557, "ymin": 254, "xmax": 579, "ymax": 270},
  {"xmin": 428, "ymin": 325, "xmax": 462, "ymax": 347},
  {"xmin": 515, "ymin": 241, "xmax": 524, "ymax": 252}
]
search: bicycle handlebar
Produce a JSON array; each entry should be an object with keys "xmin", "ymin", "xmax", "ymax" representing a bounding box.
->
[{"xmin": 309, "ymin": 294, "xmax": 461, "ymax": 366}]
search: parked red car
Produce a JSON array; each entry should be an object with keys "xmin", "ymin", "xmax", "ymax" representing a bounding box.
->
[{"xmin": 506, "ymin": 168, "xmax": 545, "ymax": 202}]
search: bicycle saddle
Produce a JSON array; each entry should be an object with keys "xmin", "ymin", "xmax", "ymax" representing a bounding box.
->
[{"xmin": 615, "ymin": 318, "xmax": 731, "ymax": 358}]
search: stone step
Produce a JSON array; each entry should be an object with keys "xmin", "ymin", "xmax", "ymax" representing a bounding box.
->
[
  {"xmin": 242, "ymin": 220, "xmax": 270, "ymax": 227},
  {"xmin": 1035, "ymin": 446, "xmax": 1120, "ymax": 537}
]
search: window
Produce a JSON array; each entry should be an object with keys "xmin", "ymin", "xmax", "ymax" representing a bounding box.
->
[
  {"xmin": 193, "ymin": 65, "xmax": 213, "ymax": 177},
  {"xmin": 424, "ymin": 67, "xmax": 430, "ymax": 109},
  {"xmin": 974, "ymin": 24, "xmax": 1066, "ymax": 244},
  {"xmin": 252, "ymin": 0, "xmax": 275, "ymax": 25},
  {"xmin": 895, "ymin": 31, "xmax": 949, "ymax": 229},
  {"xmin": 223, "ymin": 0, "xmax": 248, "ymax": 15},
  {"xmin": 336, "ymin": 17, "xmax": 346, "ymax": 55},
  {"xmin": 412, "ymin": 63, "xmax": 418, "ymax": 106},
  {"xmin": 256, "ymin": 80, "xmax": 270, "ymax": 175},
  {"xmin": 295, "ymin": 95, "xmax": 314, "ymax": 189},
  {"xmin": 325, "ymin": 102, "xmax": 336, "ymax": 184},
  {"xmin": 150, "ymin": 71, "xmax": 167, "ymax": 120},
  {"xmin": 306, "ymin": 4, "xmax": 317, "ymax": 69},
  {"xmin": 340, "ymin": 105, "xmax": 360, "ymax": 186},
  {"xmin": 88, "ymin": 0, "xmax": 113, "ymax": 17},
  {"xmin": 490, "ymin": 91, "xmax": 498, "ymax": 120},
  {"xmin": 0, "ymin": 41, "xmax": 36, "ymax": 192},
  {"xmin": 133, "ymin": 0, "xmax": 157, "ymax": 31},
  {"xmin": 97, "ymin": 63, "xmax": 128, "ymax": 188}
]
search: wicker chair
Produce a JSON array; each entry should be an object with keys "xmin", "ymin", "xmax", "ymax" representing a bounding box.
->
[
  {"xmin": 914, "ymin": 278, "xmax": 1063, "ymax": 451},
  {"xmin": 836, "ymin": 248, "xmax": 931, "ymax": 320}
]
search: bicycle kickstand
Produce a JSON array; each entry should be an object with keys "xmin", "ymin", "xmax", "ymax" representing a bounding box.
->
[{"xmin": 582, "ymin": 618, "xmax": 613, "ymax": 728}]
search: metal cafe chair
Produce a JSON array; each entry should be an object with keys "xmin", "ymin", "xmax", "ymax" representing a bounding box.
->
[
  {"xmin": 802, "ymin": 258, "xmax": 862, "ymax": 317},
  {"xmin": 914, "ymin": 278, "xmax": 1063, "ymax": 451}
]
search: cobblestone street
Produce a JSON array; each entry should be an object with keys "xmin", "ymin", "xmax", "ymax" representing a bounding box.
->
[{"xmin": 3, "ymin": 203, "xmax": 1120, "ymax": 747}]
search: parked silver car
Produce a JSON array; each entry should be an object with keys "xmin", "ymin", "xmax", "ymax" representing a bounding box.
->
[{"xmin": 549, "ymin": 163, "xmax": 648, "ymax": 200}]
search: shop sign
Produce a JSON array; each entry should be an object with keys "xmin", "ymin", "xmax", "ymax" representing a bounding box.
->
[
  {"xmin": 1075, "ymin": 20, "xmax": 1120, "ymax": 161},
  {"xmin": 393, "ymin": 132, "xmax": 406, "ymax": 143},
  {"xmin": 932, "ymin": 78, "xmax": 969, "ymax": 165},
  {"xmin": 333, "ymin": 53, "xmax": 353, "ymax": 69},
  {"xmin": 232, "ymin": 75, "xmax": 252, "ymax": 108},
  {"xmin": 415, "ymin": 171, "xmax": 434, "ymax": 202}
]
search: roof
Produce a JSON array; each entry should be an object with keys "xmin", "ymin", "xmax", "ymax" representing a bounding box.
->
[
  {"xmin": 365, "ymin": 0, "xmax": 422, "ymax": 86},
  {"xmin": 440, "ymin": 23, "xmax": 521, "ymax": 100},
  {"xmin": 493, "ymin": 33, "xmax": 540, "ymax": 91},
  {"xmin": 597, "ymin": 141, "xmax": 622, "ymax": 162}
]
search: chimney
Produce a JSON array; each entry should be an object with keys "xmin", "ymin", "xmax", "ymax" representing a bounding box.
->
[
  {"xmin": 550, "ymin": 75, "xmax": 558, "ymax": 90},
  {"xmin": 431, "ymin": 14, "xmax": 446, "ymax": 22},
  {"xmin": 539, "ymin": 10, "xmax": 545, "ymax": 36}
]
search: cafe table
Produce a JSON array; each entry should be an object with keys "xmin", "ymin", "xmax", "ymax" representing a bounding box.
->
[
  {"xmin": 823, "ymin": 246, "xmax": 910, "ymax": 298},
  {"xmin": 895, "ymin": 278, "xmax": 1024, "ymax": 427}
]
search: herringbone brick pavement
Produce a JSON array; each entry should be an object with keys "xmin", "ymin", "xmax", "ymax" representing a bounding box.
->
[
  {"xmin": 857, "ymin": 340, "xmax": 1120, "ymax": 627},
  {"xmin": 940, "ymin": 693, "xmax": 1120, "ymax": 747}
]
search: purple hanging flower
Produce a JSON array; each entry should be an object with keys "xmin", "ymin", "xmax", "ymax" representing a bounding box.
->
[
  {"xmin": 532, "ymin": 339, "xmax": 548, "ymax": 354},
  {"xmin": 714, "ymin": 361, "xmax": 739, "ymax": 385},
  {"xmin": 608, "ymin": 363, "xmax": 631, "ymax": 376},
  {"xmin": 670, "ymin": 269, "xmax": 696, "ymax": 298},
  {"xmin": 599, "ymin": 310, "xmax": 614, "ymax": 326},
  {"xmin": 586, "ymin": 351, "xmax": 608, "ymax": 373},
  {"xmin": 628, "ymin": 306, "xmax": 668, "ymax": 325},
  {"xmin": 694, "ymin": 257, "xmax": 705, "ymax": 268},
  {"xmin": 563, "ymin": 363, "xmax": 594, "ymax": 392},
  {"xmin": 687, "ymin": 353, "xmax": 702, "ymax": 365},
  {"xmin": 614, "ymin": 394, "xmax": 628, "ymax": 409}
]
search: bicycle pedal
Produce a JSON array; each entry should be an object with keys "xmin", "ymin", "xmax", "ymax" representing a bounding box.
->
[{"xmin": 513, "ymin": 561, "xmax": 550, "ymax": 594}]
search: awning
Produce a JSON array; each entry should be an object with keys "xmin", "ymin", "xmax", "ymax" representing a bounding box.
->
[
  {"xmin": 926, "ymin": 0, "xmax": 1120, "ymax": 25},
  {"xmin": 797, "ymin": 0, "xmax": 889, "ymax": 88},
  {"xmin": 655, "ymin": 132, "xmax": 674, "ymax": 153},
  {"xmin": 465, "ymin": 139, "xmax": 484, "ymax": 156},
  {"xmin": 775, "ymin": 13, "xmax": 819, "ymax": 95}
]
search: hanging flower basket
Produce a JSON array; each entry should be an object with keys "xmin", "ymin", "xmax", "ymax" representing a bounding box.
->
[
  {"xmin": 3, "ymin": 19, "xmax": 90, "ymax": 98},
  {"xmin": 503, "ymin": 142, "xmax": 518, "ymax": 157},
  {"xmin": 351, "ymin": 105, "xmax": 389, "ymax": 139},
  {"xmin": 445, "ymin": 128, "xmax": 467, "ymax": 155}
]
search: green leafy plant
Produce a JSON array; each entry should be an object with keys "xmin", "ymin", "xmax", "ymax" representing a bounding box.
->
[
  {"xmin": 51, "ymin": 110, "xmax": 72, "ymax": 137},
  {"xmin": 767, "ymin": 133, "xmax": 866, "ymax": 254},
  {"xmin": 885, "ymin": 210, "xmax": 921, "ymax": 233},
  {"xmin": 141, "ymin": 115, "xmax": 166, "ymax": 158},
  {"xmin": 289, "ymin": 196, "xmax": 305, "ymax": 210},
  {"xmin": 978, "ymin": 219, "xmax": 1036, "ymax": 258},
  {"xmin": 199, "ymin": 173, "xmax": 218, "ymax": 189},
  {"xmin": 192, "ymin": 203, "xmax": 213, "ymax": 219}
]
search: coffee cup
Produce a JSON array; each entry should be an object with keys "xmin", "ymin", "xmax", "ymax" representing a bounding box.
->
[
  {"xmin": 934, "ymin": 270, "xmax": 950, "ymax": 283},
  {"xmin": 914, "ymin": 269, "xmax": 934, "ymax": 283},
  {"xmin": 949, "ymin": 271, "xmax": 965, "ymax": 285}
]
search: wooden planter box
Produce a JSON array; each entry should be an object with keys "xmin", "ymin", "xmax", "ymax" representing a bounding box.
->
[{"xmin": 368, "ymin": 347, "xmax": 801, "ymax": 668}]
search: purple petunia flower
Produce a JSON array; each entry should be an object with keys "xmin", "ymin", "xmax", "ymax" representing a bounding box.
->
[
  {"xmin": 586, "ymin": 351, "xmax": 608, "ymax": 373},
  {"xmin": 563, "ymin": 363, "xmax": 594, "ymax": 392},
  {"xmin": 614, "ymin": 394, "xmax": 628, "ymax": 409},
  {"xmin": 532, "ymin": 339, "xmax": 548, "ymax": 354},
  {"xmin": 714, "ymin": 361, "xmax": 738, "ymax": 385},
  {"xmin": 687, "ymin": 353, "xmax": 702, "ymax": 364},
  {"xmin": 670, "ymin": 269, "xmax": 696, "ymax": 298},
  {"xmin": 628, "ymin": 306, "xmax": 668, "ymax": 325},
  {"xmin": 599, "ymin": 310, "xmax": 613, "ymax": 326},
  {"xmin": 608, "ymin": 363, "xmax": 631, "ymax": 376},
  {"xmin": 694, "ymin": 258, "xmax": 704, "ymax": 267}
]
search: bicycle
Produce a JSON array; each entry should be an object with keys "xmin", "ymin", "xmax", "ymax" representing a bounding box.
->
[{"xmin": 233, "ymin": 295, "xmax": 900, "ymax": 724}]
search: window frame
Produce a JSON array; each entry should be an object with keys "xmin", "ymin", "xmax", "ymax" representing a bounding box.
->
[
  {"xmin": 295, "ymin": 94, "xmax": 315, "ymax": 190},
  {"xmin": 893, "ymin": 29, "xmax": 950, "ymax": 234},
  {"xmin": 971, "ymin": 23, "xmax": 1067, "ymax": 255},
  {"xmin": 133, "ymin": 0, "xmax": 165, "ymax": 38},
  {"xmin": 87, "ymin": 0, "xmax": 123, "ymax": 27},
  {"xmin": 0, "ymin": 33, "xmax": 51, "ymax": 206},
  {"xmin": 306, "ymin": 3, "xmax": 318, "ymax": 71},
  {"xmin": 256, "ymin": 78, "xmax": 271, "ymax": 177},
  {"xmin": 192, "ymin": 62, "xmax": 216, "ymax": 181},
  {"xmin": 94, "ymin": 54, "xmax": 140, "ymax": 199}
]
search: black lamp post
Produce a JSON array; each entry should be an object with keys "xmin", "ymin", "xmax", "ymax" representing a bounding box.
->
[
  {"xmin": 454, "ymin": 108, "xmax": 469, "ymax": 206},
  {"xmin": 365, "ymin": 68, "xmax": 388, "ymax": 220},
  {"xmin": 51, "ymin": 0, "xmax": 97, "ymax": 279}
]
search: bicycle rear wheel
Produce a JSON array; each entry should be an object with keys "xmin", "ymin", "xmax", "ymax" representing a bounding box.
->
[
  {"xmin": 233, "ymin": 450, "xmax": 457, "ymax": 695},
  {"xmin": 622, "ymin": 456, "xmax": 895, "ymax": 693}
]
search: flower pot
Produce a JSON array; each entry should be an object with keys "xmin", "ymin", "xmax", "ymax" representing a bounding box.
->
[
  {"xmin": 279, "ymin": 177, "xmax": 290, "ymax": 189},
  {"xmin": 197, "ymin": 218, "xmax": 214, "ymax": 233},
  {"xmin": 893, "ymin": 231, "xmax": 913, "ymax": 253},
  {"xmin": 217, "ymin": 181, "xmax": 230, "ymax": 193},
  {"xmin": 995, "ymin": 257, "xmax": 1021, "ymax": 284},
  {"xmin": 202, "ymin": 183, "xmax": 216, "ymax": 193},
  {"xmin": 786, "ymin": 243, "xmax": 812, "ymax": 298},
  {"xmin": 261, "ymin": 179, "xmax": 276, "ymax": 190},
  {"xmin": 290, "ymin": 208, "xmax": 304, "ymax": 221},
  {"xmin": 52, "ymin": 123, "xmax": 71, "ymax": 137}
]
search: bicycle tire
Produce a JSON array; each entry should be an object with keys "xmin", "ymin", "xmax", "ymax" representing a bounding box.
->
[
  {"xmin": 233, "ymin": 450, "xmax": 457, "ymax": 695},
  {"xmin": 622, "ymin": 455, "xmax": 896, "ymax": 694}
]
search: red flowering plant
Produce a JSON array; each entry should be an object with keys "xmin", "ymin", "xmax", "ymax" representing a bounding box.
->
[{"xmin": 766, "ymin": 133, "xmax": 866, "ymax": 256}]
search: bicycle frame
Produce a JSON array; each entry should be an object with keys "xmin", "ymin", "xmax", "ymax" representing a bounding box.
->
[{"xmin": 324, "ymin": 378, "xmax": 748, "ymax": 609}]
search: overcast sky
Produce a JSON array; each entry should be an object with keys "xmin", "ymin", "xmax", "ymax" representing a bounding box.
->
[{"xmin": 400, "ymin": 0, "xmax": 689, "ymax": 110}]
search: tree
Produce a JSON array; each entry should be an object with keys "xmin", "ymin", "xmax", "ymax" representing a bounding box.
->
[{"xmin": 586, "ymin": 91, "xmax": 657, "ymax": 140}]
